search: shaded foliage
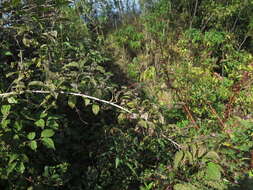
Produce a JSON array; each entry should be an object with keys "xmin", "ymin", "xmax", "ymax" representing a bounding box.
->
[{"xmin": 0, "ymin": 0, "xmax": 253, "ymax": 189}]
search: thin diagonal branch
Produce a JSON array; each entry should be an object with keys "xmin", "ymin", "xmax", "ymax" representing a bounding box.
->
[{"xmin": 0, "ymin": 90, "xmax": 132, "ymax": 113}]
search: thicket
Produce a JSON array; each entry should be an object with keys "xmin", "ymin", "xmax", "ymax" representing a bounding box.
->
[{"xmin": 0, "ymin": 0, "xmax": 253, "ymax": 189}]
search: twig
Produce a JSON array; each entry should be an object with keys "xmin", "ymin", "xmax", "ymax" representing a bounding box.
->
[
  {"xmin": 0, "ymin": 90, "xmax": 132, "ymax": 113},
  {"xmin": 190, "ymin": 0, "xmax": 199, "ymax": 28},
  {"xmin": 161, "ymin": 134, "xmax": 181, "ymax": 149},
  {"xmin": 75, "ymin": 107, "xmax": 88, "ymax": 125},
  {"xmin": 183, "ymin": 104, "xmax": 199, "ymax": 129},
  {"xmin": 223, "ymin": 71, "xmax": 251, "ymax": 122},
  {"xmin": 201, "ymin": 14, "xmax": 213, "ymax": 31},
  {"xmin": 0, "ymin": 91, "xmax": 18, "ymax": 97},
  {"xmin": 207, "ymin": 103, "xmax": 225, "ymax": 129},
  {"xmin": 238, "ymin": 35, "xmax": 248, "ymax": 50}
]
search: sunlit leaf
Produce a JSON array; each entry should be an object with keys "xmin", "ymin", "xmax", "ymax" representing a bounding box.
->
[
  {"xmin": 92, "ymin": 104, "xmax": 100, "ymax": 115},
  {"xmin": 29, "ymin": 141, "xmax": 37, "ymax": 151},
  {"xmin": 35, "ymin": 119, "xmax": 45, "ymax": 128},
  {"xmin": 205, "ymin": 162, "xmax": 221, "ymax": 180},
  {"xmin": 1, "ymin": 105, "xmax": 11, "ymax": 116},
  {"xmin": 28, "ymin": 81, "xmax": 44, "ymax": 86},
  {"xmin": 17, "ymin": 162, "xmax": 25, "ymax": 173},
  {"xmin": 41, "ymin": 129, "xmax": 55, "ymax": 138},
  {"xmin": 174, "ymin": 151, "xmax": 184, "ymax": 169},
  {"xmin": 68, "ymin": 96, "xmax": 76, "ymax": 109},
  {"xmin": 115, "ymin": 157, "xmax": 120, "ymax": 168},
  {"xmin": 84, "ymin": 98, "xmax": 90, "ymax": 106},
  {"xmin": 27, "ymin": 132, "xmax": 36, "ymax": 140},
  {"xmin": 7, "ymin": 97, "xmax": 18, "ymax": 104},
  {"xmin": 41, "ymin": 138, "xmax": 55, "ymax": 149}
]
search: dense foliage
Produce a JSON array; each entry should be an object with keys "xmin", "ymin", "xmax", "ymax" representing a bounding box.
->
[{"xmin": 0, "ymin": 0, "xmax": 253, "ymax": 189}]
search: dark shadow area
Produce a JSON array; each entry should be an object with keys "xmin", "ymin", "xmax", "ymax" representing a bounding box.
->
[{"xmin": 227, "ymin": 176, "xmax": 253, "ymax": 190}]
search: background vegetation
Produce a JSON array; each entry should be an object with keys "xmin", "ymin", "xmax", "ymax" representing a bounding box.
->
[{"xmin": 0, "ymin": 0, "xmax": 253, "ymax": 189}]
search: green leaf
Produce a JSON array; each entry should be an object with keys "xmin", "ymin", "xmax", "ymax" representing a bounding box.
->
[
  {"xmin": 173, "ymin": 151, "xmax": 184, "ymax": 169},
  {"xmin": 17, "ymin": 162, "xmax": 25, "ymax": 174},
  {"xmin": 28, "ymin": 81, "xmax": 44, "ymax": 86},
  {"xmin": 41, "ymin": 138, "xmax": 55, "ymax": 149},
  {"xmin": 185, "ymin": 151, "xmax": 193, "ymax": 165},
  {"xmin": 4, "ymin": 51, "xmax": 13, "ymax": 56},
  {"xmin": 1, "ymin": 105, "xmax": 11, "ymax": 116},
  {"xmin": 115, "ymin": 157, "xmax": 120, "ymax": 168},
  {"xmin": 46, "ymin": 119, "xmax": 59, "ymax": 130},
  {"xmin": 174, "ymin": 184, "xmax": 198, "ymax": 190},
  {"xmin": 35, "ymin": 119, "xmax": 45, "ymax": 127},
  {"xmin": 39, "ymin": 112, "xmax": 48, "ymax": 118},
  {"xmin": 27, "ymin": 132, "xmax": 36, "ymax": 140},
  {"xmin": 8, "ymin": 154, "xmax": 18, "ymax": 164},
  {"xmin": 68, "ymin": 96, "xmax": 76, "ymax": 109},
  {"xmin": 84, "ymin": 98, "xmax": 90, "ymax": 106},
  {"xmin": 204, "ymin": 151, "xmax": 220, "ymax": 161},
  {"xmin": 41, "ymin": 129, "xmax": 55, "ymax": 138},
  {"xmin": 1, "ymin": 119, "xmax": 10, "ymax": 128},
  {"xmin": 29, "ymin": 141, "xmax": 37, "ymax": 151},
  {"xmin": 7, "ymin": 162, "xmax": 17, "ymax": 175},
  {"xmin": 7, "ymin": 97, "xmax": 18, "ymax": 104},
  {"xmin": 198, "ymin": 145, "xmax": 207, "ymax": 158},
  {"xmin": 63, "ymin": 61, "xmax": 79, "ymax": 69},
  {"xmin": 138, "ymin": 120, "xmax": 148, "ymax": 128},
  {"xmin": 22, "ymin": 38, "xmax": 31, "ymax": 47},
  {"xmin": 205, "ymin": 162, "xmax": 221, "ymax": 180},
  {"xmin": 126, "ymin": 163, "xmax": 137, "ymax": 177},
  {"xmin": 190, "ymin": 144, "xmax": 197, "ymax": 159},
  {"xmin": 92, "ymin": 104, "xmax": 100, "ymax": 115}
]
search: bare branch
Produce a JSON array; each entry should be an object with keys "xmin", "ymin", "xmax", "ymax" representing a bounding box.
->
[
  {"xmin": 238, "ymin": 35, "xmax": 249, "ymax": 51},
  {"xmin": 0, "ymin": 90, "xmax": 132, "ymax": 113},
  {"xmin": 190, "ymin": 0, "xmax": 199, "ymax": 28},
  {"xmin": 161, "ymin": 134, "xmax": 181, "ymax": 150}
]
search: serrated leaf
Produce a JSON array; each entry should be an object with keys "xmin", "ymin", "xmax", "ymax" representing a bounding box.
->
[
  {"xmin": 92, "ymin": 104, "xmax": 100, "ymax": 115},
  {"xmin": 1, "ymin": 105, "xmax": 11, "ymax": 116},
  {"xmin": 205, "ymin": 162, "xmax": 221, "ymax": 180},
  {"xmin": 27, "ymin": 132, "xmax": 36, "ymax": 140},
  {"xmin": 29, "ymin": 141, "xmax": 37, "ymax": 151},
  {"xmin": 173, "ymin": 151, "xmax": 184, "ymax": 169},
  {"xmin": 35, "ymin": 119, "xmax": 45, "ymax": 127},
  {"xmin": 68, "ymin": 96, "xmax": 76, "ymax": 109},
  {"xmin": 41, "ymin": 129, "xmax": 54, "ymax": 138},
  {"xmin": 41, "ymin": 138, "xmax": 55, "ymax": 149}
]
